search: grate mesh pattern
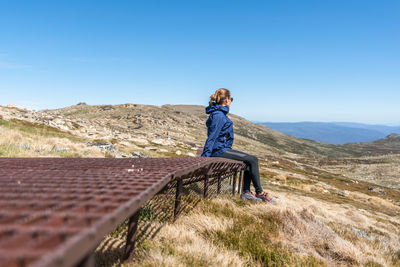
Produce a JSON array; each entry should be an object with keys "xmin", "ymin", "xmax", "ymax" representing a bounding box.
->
[{"xmin": 0, "ymin": 157, "xmax": 245, "ymax": 267}]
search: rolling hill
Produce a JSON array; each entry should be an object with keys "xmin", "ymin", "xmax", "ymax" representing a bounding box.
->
[{"xmin": 260, "ymin": 121, "xmax": 400, "ymax": 144}]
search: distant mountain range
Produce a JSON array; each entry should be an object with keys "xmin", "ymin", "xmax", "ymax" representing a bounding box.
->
[{"xmin": 258, "ymin": 122, "xmax": 400, "ymax": 144}]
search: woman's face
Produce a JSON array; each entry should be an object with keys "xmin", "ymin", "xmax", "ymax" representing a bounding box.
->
[
  {"xmin": 225, "ymin": 96, "xmax": 233, "ymax": 107},
  {"xmin": 220, "ymin": 95, "xmax": 233, "ymax": 107},
  {"xmin": 227, "ymin": 98, "xmax": 232, "ymax": 107}
]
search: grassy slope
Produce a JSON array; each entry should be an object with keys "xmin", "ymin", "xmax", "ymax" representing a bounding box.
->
[
  {"xmin": 1, "ymin": 105, "xmax": 399, "ymax": 266},
  {"xmin": 0, "ymin": 119, "xmax": 102, "ymax": 157},
  {"xmin": 46, "ymin": 104, "xmax": 400, "ymax": 188},
  {"xmin": 125, "ymin": 164, "xmax": 399, "ymax": 267},
  {"xmin": 45, "ymin": 104, "xmax": 400, "ymax": 160},
  {"xmin": 45, "ymin": 104, "xmax": 336, "ymax": 156}
]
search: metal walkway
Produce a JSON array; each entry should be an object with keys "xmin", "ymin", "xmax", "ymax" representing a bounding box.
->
[{"xmin": 0, "ymin": 157, "xmax": 245, "ymax": 267}]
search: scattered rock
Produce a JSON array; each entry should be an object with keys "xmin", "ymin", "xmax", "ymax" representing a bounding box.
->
[
  {"xmin": 88, "ymin": 142, "xmax": 116, "ymax": 152},
  {"xmin": 116, "ymin": 153, "xmax": 129, "ymax": 158},
  {"xmin": 99, "ymin": 105, "xmax": 114, "ymax": 111},
  {"xmin": 350, "ymin": 227, "xmax": 380, "ymax": 241},
  {"xmin": 273, "ymin": 174, "xmax": 287, "ymax": 183},
  {"xmin": 123, "ymin": 103, "xmax": 136, "ymax": 108},
  {"xmin": 151, "ymin": 138, "xmax": 174, "ymax": 146},
  {"xmin": 144, "ymin": 146, "xmax": 158, "ymax": 151},
  {"xmin": 130, "ymin": 137, "xmax": 149, "ymax": 145},
  {"xmin": 175, "ymin": 150, "xmax": 182, "ymax": 155},
  {"xmin": 368, "ymin": 186, "xmax": 385, "ymax": 194},
  {"xmin": 19, "ymin": 144, "xmax": 31, "ymax": 150},
  {"xmin": 273, "ymin": 196, "xmax": 283, "ymax": 203},
  {"xmin": 184, "ymin": 141, "xmax": 196, "ymax": 147},
  {"xmin": 351, "ymin": 228, "xmax": 370, "ymax": 239},
  {"xmin": 49, "ymin": 146, "xmax": 69, "ymax": 153},
  {"xmin": 186, "ymin": 152, "xmax": 195, "ymax": 157},
  {"xmin": 337, "ymin": 190, "xmax": 350, "ymax": 197},
  {"xmin": 119, "ymin": 141, "xmax": 131, "ymax": 146},
  {"xmin": 6, "ymin": 104, "xmax": 22, "ymax": 109},
  {"xmin": 53, "ymin": 118, "xmax": 65, "ymax": 125},
  {"xmin": 131, "ymin": 152, "xmax": 149, "ymax": 158}
]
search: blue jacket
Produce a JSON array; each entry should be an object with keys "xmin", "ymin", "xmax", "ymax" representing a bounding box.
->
[{"xmin": 201, "ymin": 104, "xmax": 234, "ymax": 157}]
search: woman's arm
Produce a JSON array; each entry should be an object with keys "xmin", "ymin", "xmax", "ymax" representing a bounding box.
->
[
  {"xmin": 201, "ymin": 113, "xmax": 224, "ymax": 157},
  {"xmin": 226, "ymin": 130, "xmax": 234, "ymax": 148}
]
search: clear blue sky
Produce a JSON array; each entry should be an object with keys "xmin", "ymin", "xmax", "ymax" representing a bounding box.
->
[{"xmin": 1, "ymin": 0, "xmax": 399, "ymax": 124}]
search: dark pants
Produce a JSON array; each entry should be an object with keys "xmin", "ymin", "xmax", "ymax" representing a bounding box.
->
[{"xmin": 218, "ymin": 149, "xmax": 263, "ymax": 194}]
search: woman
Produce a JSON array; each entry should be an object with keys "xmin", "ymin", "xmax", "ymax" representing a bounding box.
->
[{"xmin": 201, "ymin": 88, "xmax": 275, "ymax": 203}]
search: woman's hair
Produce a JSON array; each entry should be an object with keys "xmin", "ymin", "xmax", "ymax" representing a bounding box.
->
[{"xmin": 209, "ymin": 88, "xmax": 231, "ymax": 106}]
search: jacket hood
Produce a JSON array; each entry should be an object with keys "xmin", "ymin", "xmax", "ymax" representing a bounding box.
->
[{"xmin": 205, "ymin": 104, "xmax": 230, "ymax": 115}]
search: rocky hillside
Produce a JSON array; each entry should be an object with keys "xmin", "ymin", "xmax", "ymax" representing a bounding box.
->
[
  {"xmin": 343, "ymin": 133, "xmax": 400, "ymax": 155},
  {"xmin": 0, "ymin": 103, "xmax": 368, "ymax": 158},
  {"xmin": 1, "ymin": 103, "xmax": 399, "ymax": 266},
  {"xmin": 1, "ymin": 103, "xmax": 400, "ymax": 189}
]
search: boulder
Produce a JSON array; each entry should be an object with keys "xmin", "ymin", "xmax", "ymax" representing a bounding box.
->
[
  {"xmin": 88, "ymin": 142, "xmax": 116, "ymax": 153},
  {"xmin": 131, "ymin": 152, "xmax": 149, "ymax": 158},
  {"xmin": 337, "ymin": 190, "xmax": 350, "ymax": 197},
  {"xmin": 368, "ymin": 186, "xmax": 385, "ymax": 194},
  {"xmin": 273, "ymin": 174, "xmax": 287, "ymax": 183},
  {"xmin": 130, "ymin": 137, "xmax": 149, "ymax": 145},
  {"xmin": 151, "ymin": 138, "xmax": 174, "ymax": 146}
]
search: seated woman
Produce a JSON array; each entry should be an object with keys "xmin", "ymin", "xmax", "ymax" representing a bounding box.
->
[{"xmin": 201, "ymin": 88, "xmax": 275, "ymax": 203}]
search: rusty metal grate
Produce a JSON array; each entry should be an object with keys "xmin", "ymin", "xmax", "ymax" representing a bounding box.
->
[{"xmin": 0, "ymin": 157, "xmax": 245, "ymax": 267}]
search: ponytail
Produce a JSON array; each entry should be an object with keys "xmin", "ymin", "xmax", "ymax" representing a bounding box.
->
[{"xmin": 209, "ymin": 88, "xmax": 231, "ymax": 106}]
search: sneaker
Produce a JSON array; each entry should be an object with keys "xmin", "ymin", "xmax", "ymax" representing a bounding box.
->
[
  {"xmin": 256, "ymin": 192, "xmax": 277, "ymax": 204},
  {"xmin": 240, "ymin": 192, "xmax": 262, "ymax": 202}
]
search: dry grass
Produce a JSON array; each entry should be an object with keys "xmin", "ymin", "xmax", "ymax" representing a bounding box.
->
[
  {"xmin": 130, "ymin": 198, "xmax": 325, "ymax": 266},
  {"xmin": 2, "ymin": 107, "xmax": 400, "ymax": 266},
  {"xmin": 94, "ymin": 165, "xmax": 400, "ymax": 267},
  {"xmin": 0, "ymin": 125, "xmax": 102, "ymax": 157},
  {"xmin": 259, "ymin": 163, "xmax": 400, "ymax": 266},
  {"xmin": 137, "ymin": 215, "xmax": 244, "ymax": 267},
  {"xmin": 320, "ymin": 155, "xmax": 400, "ymax": 189},
  {"xmin": 270, "ymin": 190, "xmax": 400, "ymax": 266}
]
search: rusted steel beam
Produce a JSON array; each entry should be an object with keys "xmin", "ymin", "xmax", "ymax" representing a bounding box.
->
[
  {"xmin": 173, "ymin": 178, "xmax": 183, "ymax": 220},
  {"xmin": 232, "ymin": 171, "xmax": 237, "ymax": 196},
  {"xmin": 217, "ymin": 175, "xmax": 222, "ymax": 194},
  {"xmin": 238, "ymin": 170, "xmax": 244, "ymax": 194},
  {"xmin": 203, "ymin": 174, "xmax": 209, "ymax": 198},
  {"xmin": 124, "ymin": 209, "xmax": 141, "ymax": 261}
]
